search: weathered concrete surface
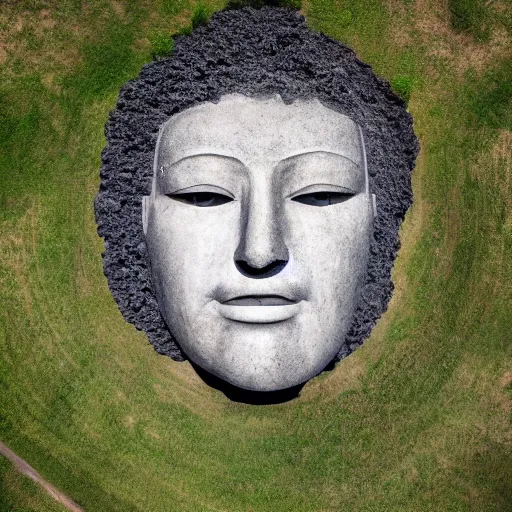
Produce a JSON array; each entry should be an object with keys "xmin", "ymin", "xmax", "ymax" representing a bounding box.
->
[
  {"xmin": 144, "ymin": 95, "xmax": 374, "ymax": 391},
  {"xmin": 95, "ymin": 7, "xmax": 418, "ymax": 368}
]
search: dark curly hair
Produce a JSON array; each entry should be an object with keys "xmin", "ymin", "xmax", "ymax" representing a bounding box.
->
[{"xmin": 95, "ymin": 7, "xmax": 418, "ymax": 363}]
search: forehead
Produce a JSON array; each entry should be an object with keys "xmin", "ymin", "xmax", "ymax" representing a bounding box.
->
[{"xmin": 157, "ymin": 95, "xmax": 363, "ymax": 167}]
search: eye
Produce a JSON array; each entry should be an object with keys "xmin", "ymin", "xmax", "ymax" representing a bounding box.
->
[
  {"xmin": 291, "ymin": 191, "xmax": 354, "ymax": 206},
  {"xmin": 167, "ymin": 192, "xmax": 234, "ymax": 207}
]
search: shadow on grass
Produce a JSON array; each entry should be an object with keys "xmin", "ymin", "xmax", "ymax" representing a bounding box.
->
[{"xmin": 190, "ymin": 362, "xmax": 306, "ymax": 405}]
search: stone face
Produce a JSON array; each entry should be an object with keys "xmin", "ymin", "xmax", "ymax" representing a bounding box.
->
[
  {"xmin": 95, "ymin": 7, "xmax": 418, "ymax": 375},
  {"xmin": 144, "ymin": 95, "xmax": 373, "ymax": 391}
]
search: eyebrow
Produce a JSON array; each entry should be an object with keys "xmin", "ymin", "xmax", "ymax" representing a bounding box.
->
[
  {"xmin": 163, "ymin": 150, "xmax": 361, "ymax": 170},
  {"xmin": 165, "ymin": 152, "xmax": 245, "ymax": 169},
  {"xmin": 279, "ymin": 150, "xmax": 361, "ymax": 168}
]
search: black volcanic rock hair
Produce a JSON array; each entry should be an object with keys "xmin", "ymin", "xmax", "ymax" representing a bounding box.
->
[{"xmin": 95, "ymin": 7, "xmax": 419, "ymax": 362}]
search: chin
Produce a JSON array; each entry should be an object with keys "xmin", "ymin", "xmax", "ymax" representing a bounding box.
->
[{"xmin": 207, "ymin": 349, "xmax": 333, "ymax": 392}]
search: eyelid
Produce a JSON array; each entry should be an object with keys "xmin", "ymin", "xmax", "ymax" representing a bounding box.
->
[
  {"xmin": 163, "ymin": 184, "xmax": 235, "ymax": 199},
  {"xmin": 287, "ymin": 184, "xmax": 356, "ymax": 199}
]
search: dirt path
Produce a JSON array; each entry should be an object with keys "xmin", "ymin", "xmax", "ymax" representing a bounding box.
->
[{"xmin": 0, "ymin": 440, "xmax": 84, "ymax": 512}]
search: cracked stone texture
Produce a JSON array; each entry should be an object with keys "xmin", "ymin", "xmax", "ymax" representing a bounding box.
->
[{"xmin": 95, "ymin": 7, "xmax": 419, "ymax": 365}]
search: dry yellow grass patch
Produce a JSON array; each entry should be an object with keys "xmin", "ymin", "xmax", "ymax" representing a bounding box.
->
[
  {"xmin": 299, "ymin": 0, "xmax": 310, "ymax": 17},
  {"xmin": 109, "ymin": 0, "xmax": 126, "ymax": 19},
  {"xmin": 441, "ymin": 353, "xmax": 512, "ymax": 446},
  {"xmin": 122, "ymin": 415, "xmax": 137, "ymax": 428},
  {"xmin": 500, "ymin": 371, "xmax": 512, "ymax": 390},
  {"xmin": 74, "ymin": 244, "xmax": 92, "ymax": 298},
  {"xmin": 0, "ymin": 200, "xmax": 40, "ymax": 315},
  {"xmin": 386, "ymin": 0, "xmax": 414, "ymax": 48},
  {"xmin": 39, "ymin": 9, "xmax": 56, "ymax": 30},
  {"xmin": 0, "ymin": 42, "xmax": 7, "ymax": 64},
  {"xmin": 0, "ymin": 5, "xmax": 110, "ymax": 80},
  {"xmin": 414, "ymin": 0, "xmax": 511, "ymax": 78},
  {"xmin": 389, "ymin": 136, "xmax": 429, "ymax": 300},
  {"xmin": 470, "ymin": 129, "xmax": 512, "ymax": 189},
  {"xmin": 140, "ymin": 8, "xmax": 193, "ymax": 37},
  {"xmin": 492, "ymin": 130, "xmax": 511, "ymax": 213}
]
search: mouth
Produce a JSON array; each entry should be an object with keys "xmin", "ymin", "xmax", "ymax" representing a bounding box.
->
[
  {"xmin": 216, "ymin": 295, "xmax": 303, "ymax": 324},
  {"xmin": 221, "ymin": 295, "xmax": 297, "ymax": 306}
]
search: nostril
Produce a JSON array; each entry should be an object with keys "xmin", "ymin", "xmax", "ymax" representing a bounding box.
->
[{"xmin": 235, "ymin": 260, "xmax": 288, "ymax": 279}]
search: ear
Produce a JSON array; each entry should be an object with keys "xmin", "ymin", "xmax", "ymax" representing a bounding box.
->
[
  {"xmin": 142, "ymin": 196, "xmax": 149, "ymax": 236},
  {"xmin": 372, "ymin": 194, "xmax": 377, "ymax": 218}
]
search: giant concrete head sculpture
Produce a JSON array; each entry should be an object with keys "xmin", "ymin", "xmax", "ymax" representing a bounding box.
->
[
  {"xmin": 95, "ymin": 7, "xmax": 418, "ymax": 397},
  {"xmin": 143, "ymin": 94, "xmax": 375, "ymax": 391}
]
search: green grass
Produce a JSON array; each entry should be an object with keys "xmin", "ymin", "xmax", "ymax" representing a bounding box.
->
[
  {"xmin": 391, "ymin": 74, "xmax": 414, "ymax": 104},
  {"xmin": 448, "ymin": 0, "xmax": 491, "ymax": 40},
  {"xmin": 149, "ymin": 30, "xmax": 175, "ymax": 59},
  {"xmin": 191, "ymin": 2, "xmax": 210, "ymax": 28},
  {"xmin": 0, "ymin": 0, "xmax": 511, "ymax": 511}
]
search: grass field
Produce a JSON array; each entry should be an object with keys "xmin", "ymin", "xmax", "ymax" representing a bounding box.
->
[{"xmin": 0, "ymin": 0, "xmax": 511, "ymax": 510}]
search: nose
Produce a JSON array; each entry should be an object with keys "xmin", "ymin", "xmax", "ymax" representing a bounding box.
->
[{"xmin": 234, "ymin": 188, "xmax": 289, "ymax": 279}]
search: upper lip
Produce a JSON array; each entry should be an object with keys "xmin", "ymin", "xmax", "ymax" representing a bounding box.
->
[{"xmin": 214, "ymin": 286, "xmax": 305, "ymax": 304}]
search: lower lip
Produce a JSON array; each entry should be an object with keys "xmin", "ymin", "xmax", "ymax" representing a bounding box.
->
[{"xmin": 215, "ymin": 301, "xmax": 303, "ymax": 324}]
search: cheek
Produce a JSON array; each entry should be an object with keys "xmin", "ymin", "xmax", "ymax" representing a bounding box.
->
[
  {"xmin": 147, "ymin": 199, "xmax": 240, "ymax": 287},
  {"xmin": 286, "ymin": 199, "xmax": 372, "ymax": 290}
]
